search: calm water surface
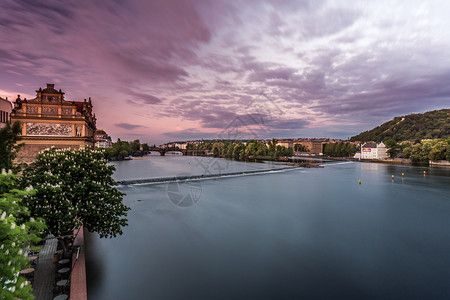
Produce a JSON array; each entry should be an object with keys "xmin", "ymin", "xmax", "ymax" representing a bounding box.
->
[{"xmin": 86, "ymin": 156, "xmax": 450, "ymax": 299}]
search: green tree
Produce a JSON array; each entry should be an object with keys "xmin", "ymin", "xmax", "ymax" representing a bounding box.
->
[
  {"xmin": 233, "ymin": 143, "xmax": 245, "ymax": 157},
  {"xmin": 20, "ymin": 148, "xmax": 129, "ymax": 256},
  {"xmin": 384, "ymin": 138, "xmax": 401, "ymax": 158},
  {"xmin": 245, "ymin": 141, "xmax": 258, "ymax": 156},
  {"xmin": 211, "ymin": 142, "xmax": 223, "ymax": 156},
  {"xmin": 142, "ymin": 143, "xmax": 150, "ymax": 152},
  {"xmin": 447, "ymin": 143, "xmax": 450, "ymax": 161},
  {"xmin": 428, "ymin": 140, "xmax": 447, "ymax": 161},
  {"xmin": 323, "ymin": 142, "xmax": 357, "ymax": 157},
  {"xmin": 255, "ymin": 141, "xmax": 268, "ymax": 156},
  {"xmin": 130, "ymin": 140, "xmax": 140, "ymax": 153},
  {"xmin": 0, "ymin": 122, "xmax": 23, "ymax": 171},
  {"xmin": 226, "ymin": 143, "xmax": 234, "ymax": 157},
  {"xmin": 408, "ymin": 142, "xmax": 431, "ymax": 163},
  {"xmin": 1, "ymin": 172, "xmax": 46, "ymax": 300},
  {"xmin": 402, "ymin": 145, "xmax": 412, "ymax": 158}
]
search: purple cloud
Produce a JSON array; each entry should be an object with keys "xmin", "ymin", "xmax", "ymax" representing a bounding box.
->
[
  {"xmin": 115, "ymin": 123, "xmax": 147, "ymax": 130},
  {"xmin": 1, "ymin": 0, "xmax": 449, "ymax": 144}
]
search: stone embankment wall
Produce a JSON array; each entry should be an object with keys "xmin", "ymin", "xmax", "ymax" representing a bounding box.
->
[
  {"xmin": 429, "ymin": 160, "xmax": 450, "ymax": 166},
  {"xmin": 71, "ymin": 227, "xmax": 87, "ymax": 300}
]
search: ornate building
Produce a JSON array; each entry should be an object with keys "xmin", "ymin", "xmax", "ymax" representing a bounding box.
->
[
  {"xmin": 0, "ymin": 96, "xmax": 12, "ymax": 129},
  {"xmin": 10, "ymin": 84, "xmax": 97, "ymax": 164},
  {"xmin": 94, "ymin": 128, "xmax": 113, "ymax": 148}
]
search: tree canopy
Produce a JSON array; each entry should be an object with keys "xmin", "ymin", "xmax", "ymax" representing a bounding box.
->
[
  {"xmin": 323, "ymin": 142, "xmax": 358, "ymax": 157},
  {"xmin": 402, "ymin": 139, "xmax": 450, "ymax": 163},
  {"xmin": 1, "ymin": 172, "xmax": 46, "ymax": 300},
  {"xmin": 0, "ymin": 122, "xmax": 23, "ymax": 171},
  {"xmin": 350, "ymin": 109, "xmax": 450, "ymax": 142},
  {"xmin": 189, "ymin": 139, "xmax": 293, "ymax": 159},
  {"xmin": 104, "ymin": 139, "xmax": 150, "ymax": 160},
  {"xmin": 20, "ymin": 148, "xmax": 129, "ymax": 240}
]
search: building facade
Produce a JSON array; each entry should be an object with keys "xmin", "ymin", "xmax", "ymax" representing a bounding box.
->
[
  {"xmin": 359, "ymin": 142, "xmax": 388, "ymax": 159},
  {"xmin": 95, "ymin": 129, "xmax": 112, "ymax": 148},
  {"xmin": 293, "ymin": 140, "xmax": 325, "ymax": 154},
  {"xmin": 276, "ymin": 140, "xmax": 293, "ymax": 148},
  {"xmin": 10, "ymin": 84, "xmax": 97, "ymax": 164},
  {"xmin": 0, "ymin": 96, "xmax": 12, "ymax": 129}
]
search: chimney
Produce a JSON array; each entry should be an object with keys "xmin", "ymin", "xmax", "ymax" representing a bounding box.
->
[{"xmin": 47, "ymin": 84, "xmax": 55, "ymax": 89}]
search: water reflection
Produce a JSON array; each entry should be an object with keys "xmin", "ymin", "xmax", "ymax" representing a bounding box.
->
[{"xmin": 87, "ymin": 158, "xmax": 450, "ymax": 299}]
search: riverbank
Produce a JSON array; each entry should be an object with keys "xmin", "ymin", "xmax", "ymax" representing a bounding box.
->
[{"xmin": 322, "ymin": 156, "xmax": 450, "ymax": 167}]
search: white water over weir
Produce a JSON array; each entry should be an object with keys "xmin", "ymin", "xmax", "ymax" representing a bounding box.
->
[{"xmin": 115, "ymin": 166, "xmax": 301, "ymax": 185}]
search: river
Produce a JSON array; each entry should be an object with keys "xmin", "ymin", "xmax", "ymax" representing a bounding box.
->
[{"xmin": 85, "ymin": 156, "xmax": 450, "ymax": 299}]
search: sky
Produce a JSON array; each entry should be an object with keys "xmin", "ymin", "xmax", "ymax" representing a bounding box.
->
[{"xmin": 1, "ymin": 0, "xmax": 449, "ymax": 144}]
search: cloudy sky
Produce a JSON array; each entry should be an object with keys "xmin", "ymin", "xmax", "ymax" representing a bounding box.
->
[{"xmin": 1, "ymin": 0, "xmax": 449, "ymax": 144}]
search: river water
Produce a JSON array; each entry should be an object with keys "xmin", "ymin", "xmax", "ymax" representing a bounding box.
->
[{"xmin": 85, "ymin": 156, "xmax": 450, "ymax": 299}]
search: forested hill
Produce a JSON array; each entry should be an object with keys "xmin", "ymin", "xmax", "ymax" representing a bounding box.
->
[{"xmin": 350, "ymin": 109, "xmax": 450, "ymax": 142}]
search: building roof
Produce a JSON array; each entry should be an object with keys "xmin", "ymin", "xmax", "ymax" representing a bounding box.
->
[
  {"xmin": 362, "ymin": 142, "xmax": 377, "ymax": 148},
  {"xmin": 40, "ymin": 83, "xmax": 63, "ymax": 94},
  {"xmin": 95, "ymin": 129, "xmax": 107, "ymax": 135},
  {"xmin": 0, "ymin": 97, "xmax": 13, "ymax": 109}
]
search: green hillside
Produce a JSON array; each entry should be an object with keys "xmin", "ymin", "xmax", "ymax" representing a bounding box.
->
[{"xmin": 350, "ymin": 109, "xmax": 450, "ymax": 142}]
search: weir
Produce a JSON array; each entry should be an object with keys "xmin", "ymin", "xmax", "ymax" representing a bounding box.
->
[{"xmin": 115, "ymin": 166, "xmax": 301, "ymax": 185}]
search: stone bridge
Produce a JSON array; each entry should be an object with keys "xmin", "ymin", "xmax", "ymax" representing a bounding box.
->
[{"xmin": 149, "ymin": 148, "xmax": 210, "ymax": 156}]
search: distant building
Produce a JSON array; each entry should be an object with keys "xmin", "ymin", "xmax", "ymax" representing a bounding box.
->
[
  {"xmin": 0, "ymin": 96, "xmax": 12, "ymax": 129},
  {"xmin": 293, "ymin": 140, "xmax": 325, "ymax": 154},
  {"xmin": 276, "ymin": 140, "xmax": 293, "ymax": 148},
  {"xmin": 95, "ymin": 128, "xmax": 112, "ymax": 148},
  {"xmin": 10, "ymin": 84, "xmax": 97, "ymax": 164},
  {"xmin": 359, "ymin": 142, "xmax": 387, "ymax": 159},
  {"xmin": 174, "ymin": 142, "xmax": 187, "ymax": 149}
]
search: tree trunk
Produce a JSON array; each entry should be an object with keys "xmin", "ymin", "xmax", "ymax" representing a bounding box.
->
[{"xmin": 58, "ymin": 237, "xmax": 70, "ymax": 259}]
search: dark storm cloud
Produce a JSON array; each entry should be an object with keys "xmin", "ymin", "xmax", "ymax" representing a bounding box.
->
[
  {"xmin": 0, "ymin": 0, "xmax": 212, "ymax": 86},
  {"xmin": 125, "ymin": 90, "xmax": 162, "ymax": 105},
  {"xmin": 115, "ymin": 123, "xmax": 147, "ymax": 130},
  {"xmin": 266, "ymin": 118, "xmax": 310, "ymax": 130},
  {"xmin": 1, "ymin": 0, "xmax": 449, "ymax": 142},
  {"xmin": 163, "ymin": 128, "xmax": 217, "ymax": 140}
]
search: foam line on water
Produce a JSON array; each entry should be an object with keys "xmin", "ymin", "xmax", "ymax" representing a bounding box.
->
[
  {"xmin": 319, "ymin": 161, "xmax": 355, "ymax": 167},
  {"xmin": 115, "ymin": 166, "xmax": 303, "ymax": 186}
]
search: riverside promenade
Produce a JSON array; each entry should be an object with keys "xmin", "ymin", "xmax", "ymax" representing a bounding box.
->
[
  {"xmin": 31, "ymin": 229, "xmax": 88, "ymax": 300},
  {"xmin": 32, "ymin": 235, "xmax": 57, "ymax": 300}
]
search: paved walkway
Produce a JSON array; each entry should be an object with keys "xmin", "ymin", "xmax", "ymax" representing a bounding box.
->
[{"xmin": 32, "ymin": 235, "xmax": 58, "ymax": 300}]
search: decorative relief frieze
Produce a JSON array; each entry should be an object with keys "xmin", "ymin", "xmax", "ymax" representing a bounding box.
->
[
  {"xmin": 43, "ymin": 95, "xmax": 57, "ymax": 103},
  {"xmin": 26, "ymin": 106, "xmax": 39, "ymax": 114},
  {"xmin": 41, "ymin": 106, "xmax": 58, "ymax": 114},
  {"xmin": 62, "ymin": 108, "xmax": 72, "ymax": 115},
  {"xmin": 26, "ymin": 123, "xmax": 72, "ymax": 136}
]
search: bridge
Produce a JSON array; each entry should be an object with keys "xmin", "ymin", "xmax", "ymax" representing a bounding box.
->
[{"xmin": 148, "ymin": 147, "xmax": 210, "ymax": 156}]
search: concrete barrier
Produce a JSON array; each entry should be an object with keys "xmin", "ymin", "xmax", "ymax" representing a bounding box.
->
[{"xmin": 70, "ymin": 227, "xmax": 87, "ymax": 300}]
